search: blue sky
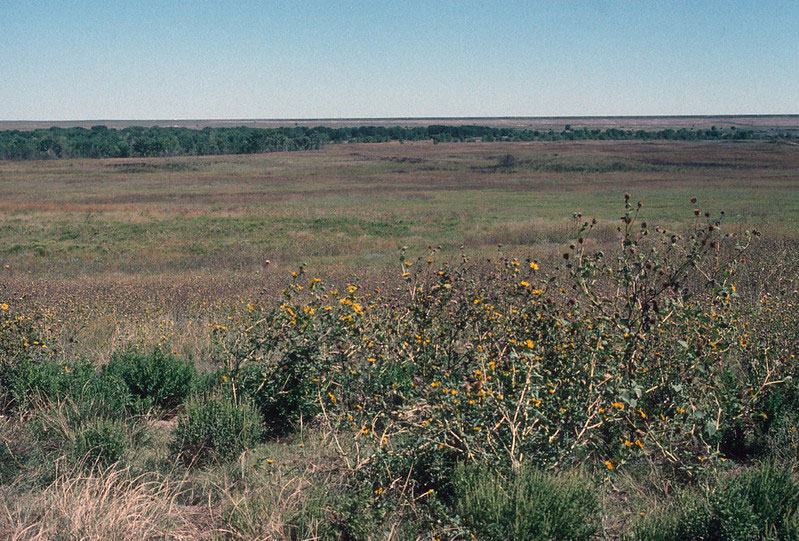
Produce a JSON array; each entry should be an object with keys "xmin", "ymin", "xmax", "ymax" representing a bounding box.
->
[{"xmin": 1, "ymin": 1, "xmax": 797, "ymax": 119}]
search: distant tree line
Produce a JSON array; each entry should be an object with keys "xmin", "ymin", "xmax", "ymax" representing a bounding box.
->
[{"xmin": 0, "ymin": 124, "xmax": 794, "ymax": 160}]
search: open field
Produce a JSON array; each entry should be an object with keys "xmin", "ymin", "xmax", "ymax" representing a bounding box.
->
[
  {"xmin": 2, "ymin": 139, "xmax": 799, "ymax": 538},
  {"xmin": 2, "ymin": 139, "xmax": 798, "ymax": 278}
]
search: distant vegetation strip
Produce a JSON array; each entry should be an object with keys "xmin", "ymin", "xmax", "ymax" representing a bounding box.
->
[{"xmin": 0, "ymin": 124, "xmax": 795, "ymax": 160}]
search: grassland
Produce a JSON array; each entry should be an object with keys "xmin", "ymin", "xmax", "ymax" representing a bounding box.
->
[
  {"xmin": 1, "ymin": 138, "xmax": 798, "ymax": 538},
  {"xmin": 2, "ymin": 139, "xmax": 797, "ymax": 276}
]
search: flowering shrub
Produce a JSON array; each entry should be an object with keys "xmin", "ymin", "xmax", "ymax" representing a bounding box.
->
[
  {"xmin": 0, "ymin": 303, "xmax": 42, "ymax": 411},
  {"xmin": 205, "ymin": 197, "xmax": 797, "ymax": 503}
]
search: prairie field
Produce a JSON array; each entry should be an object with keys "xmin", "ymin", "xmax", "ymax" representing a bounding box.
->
[{"xmin": 2, "ymin": 138, "xmax": 799, "ymax": 539}]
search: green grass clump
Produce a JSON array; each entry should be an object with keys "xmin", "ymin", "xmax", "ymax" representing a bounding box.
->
[
  {"xmin": 634, "ymin": 462, "xmax": 799, "ymax": 540},
  {"xmin": 452, "ymin": 464, "xmax": 599, "ymax": 540},
  {"xmin": 171, "ymin": 396, "xmax": 262, "ymax": 466},
  {"xmin": 26, "ymin": 397, "xmax": 143, "ymax": 473},
  {"xmin": 104, "ymin": 348, "xmax": 195, "ymax": 414}
]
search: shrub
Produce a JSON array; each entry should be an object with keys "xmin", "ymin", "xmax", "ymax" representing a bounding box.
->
[
  {"xmin": 633, "ymin": 462, "xmax": 799, "ymax": 540},
  {"xmin": 171, "ymin": 396, "xmax": 262, "ymax": 466},
  {"xmin": 71, "ymin": 418, "xmax": 129, "ymax": 467},
  {"xmin": 10, "ymin": 359, "xmax": 129, "ymax": 417},
  {"xmin": 452, "ymin": 464, "xmax": 599, "ymax": 540},
  {"xmin": 104, "ymin": 348, "xmax": 195, "ymax": 414},
  {"xmin": 224, "ymin": 352, "xmax": 320, "ymax": 438}
]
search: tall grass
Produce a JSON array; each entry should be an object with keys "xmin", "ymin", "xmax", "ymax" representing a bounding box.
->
[{"xmin": 0, "ymin": 467, "xmax": 195, "ymax": 540}]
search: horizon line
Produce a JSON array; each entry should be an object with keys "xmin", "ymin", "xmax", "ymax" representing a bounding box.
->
[{"xmin": 3, "ymin": 114, "xmax": 799, "ymax": 123}]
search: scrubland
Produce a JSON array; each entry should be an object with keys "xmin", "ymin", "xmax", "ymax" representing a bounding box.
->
[{"xmin": 1, "ymin": 139, "xmax": 798, "ymax": 539}]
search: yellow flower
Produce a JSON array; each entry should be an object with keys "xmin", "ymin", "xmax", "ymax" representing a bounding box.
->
[
  {"xmin": 374, "ymin": 487, "xmax": 384, "ymax": 495},
  {"xmin": 605, "ymin": 460, "xmax": 614, "ymax": 470},
  {"xmin": 360, "ymin": 426, "xmax": 369, "ymax": 434},
  {"xmin": 612, "ymin": 402, "xmax": 625, "ymax": 410},
  {"xmin": 0, "ymin": 303, "xmax": 7, "ymax": 310},
  {"xmin": 529, "ymin": 262, "xmax": 539, "ymax": 270},
  {"xmin": 368, "ymin": 357, "xmax": 377, "ymax": 363},
  {"xmin": 520, "ymin": 280, "xmax": 530, "ymax": 287}
]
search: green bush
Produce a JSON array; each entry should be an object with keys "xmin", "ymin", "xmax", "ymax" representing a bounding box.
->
[
  {"xmin": 10, "ymin": 359, "xmax": 129, "ymax": 417},
  {"xmin": 104, "ymin": 348, "xmax": 195, "ymax": 414},
  {"xmin": 71, "ymin": 418, "xmax": 129, "ymax": 467},
  {"xmin": 226, "ymin": 352, "xmax": 320, "ymax": 438},
  {"xmin": 452, "ymin": 464, "xmax": 599, "ymax": 540},
  {"xmin": 171, "ymin": 396, "xmax": 262, "ymax": 466},
  {"xmin": 634, "ymin": 462, "xmax": 799, "ymax": 540}
]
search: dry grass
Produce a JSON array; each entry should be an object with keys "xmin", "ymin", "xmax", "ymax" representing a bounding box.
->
[{"xmin": 0, "ymin": 466, "xmax": 197, "ymax": 540}]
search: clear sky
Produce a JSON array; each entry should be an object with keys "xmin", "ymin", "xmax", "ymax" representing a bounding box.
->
[{"xmin": 1, "ymin": 1, "xmax": 797, "ymax": 120}]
